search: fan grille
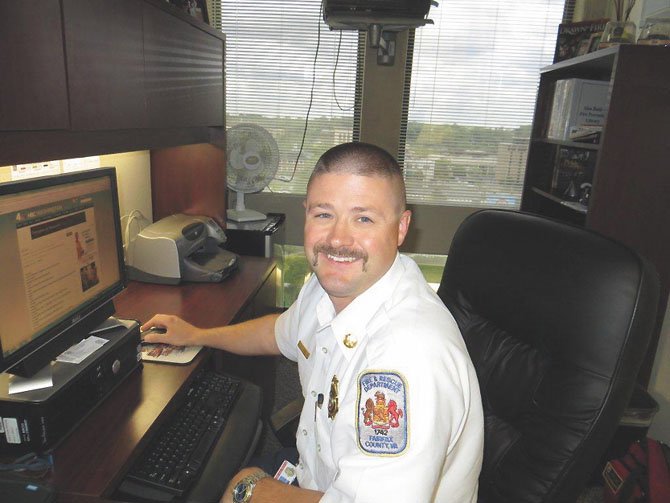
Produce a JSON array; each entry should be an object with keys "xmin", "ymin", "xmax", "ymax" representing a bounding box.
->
[{"xmin": 226, "ymin": 123, "xmax": 280, "ymax": 193}]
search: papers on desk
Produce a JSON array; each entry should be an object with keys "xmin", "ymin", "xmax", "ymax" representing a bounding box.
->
[
  {"xmin": 140, "ymin": 343, "xmax": 203, "ymax": 365},
  {"xmin": 57, "ymin": 335, "xmax": 109, "ymax": 364},
  {"xmin": 9, "ymin": 334, "xmax": 112, "ymax": 394}
]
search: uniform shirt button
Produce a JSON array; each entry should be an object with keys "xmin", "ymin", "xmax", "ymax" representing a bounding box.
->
[
  {"xmin": 322, "ymin": 347, "xmax": 328, "ymax": 354},
  {"xmin": 317, "ymin": 444, "xmax": 321, "ymax": 452},
  {"xmin": 302, "ymin": 429, "xmax": 308, "ymax": 436},
  {"xmin": 311, "ymin": 390, "xmax": 317, "ymax": 397}
]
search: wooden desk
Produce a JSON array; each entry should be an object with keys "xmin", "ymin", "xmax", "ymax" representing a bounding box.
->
[{"xmin": 46, "ymin": 256, "xmax": 275, "ymax": 500}]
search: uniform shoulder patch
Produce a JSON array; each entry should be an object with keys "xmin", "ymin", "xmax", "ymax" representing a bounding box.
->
[{"xmin": 357, "ymin": 370, "xmax": 408, "ymax": 456}]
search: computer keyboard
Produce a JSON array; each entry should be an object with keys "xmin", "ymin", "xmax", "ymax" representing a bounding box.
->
[{"xmin": 121, "ymin": 369, "xmax": 241, "ymax": 500}]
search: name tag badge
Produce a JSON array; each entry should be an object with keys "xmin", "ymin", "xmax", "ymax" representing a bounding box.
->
[
  {"xmin": 297, "ymin": 340, "xmax": 310, "ymax": 359},
  {"xmin": 274, "ymin": 460, "xmax": 297, "ymax": 484}
]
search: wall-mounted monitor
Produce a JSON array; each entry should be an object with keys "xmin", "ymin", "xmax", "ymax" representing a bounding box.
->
[{"xmin": 0, "ymin": 168, "xmax": 126, "ymax": 377}]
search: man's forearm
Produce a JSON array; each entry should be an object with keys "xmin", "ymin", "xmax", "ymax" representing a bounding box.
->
[
  {"xmin": 251, "ymin": 477, "xmax": 322, "ymax": 502},
  {"xmin": 198, "ymin": 313, "xmax": 282, "ymax": 356}
]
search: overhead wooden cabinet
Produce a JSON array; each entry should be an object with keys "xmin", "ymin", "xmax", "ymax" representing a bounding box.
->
[
  {"xmin": 0, "ymin": 1, "xmax": 69, "ymax": 131},
  {"xmin": 0, "ymin": 0, "xmax": 225, "ymax": 165},
  {"xmin": 143, "ymin": 3, "xmax": 225, "ymax": 128},
  {"xmin": 63, "ymin": 0, "xmax": 146, "ymax": 131},
  {"xmin": 521, "ymin": 45, "xmax": 670, "ymax": 385}
]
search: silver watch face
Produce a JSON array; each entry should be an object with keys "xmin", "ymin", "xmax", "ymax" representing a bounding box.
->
[{"xmin": 232, "ymin": 481, "xmax": 250, "ymax": 503}]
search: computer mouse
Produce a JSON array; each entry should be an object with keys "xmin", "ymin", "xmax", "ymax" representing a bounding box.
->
[{"xmin": 140, "ymin": 327, "xmax": 167, "ymax": 342}]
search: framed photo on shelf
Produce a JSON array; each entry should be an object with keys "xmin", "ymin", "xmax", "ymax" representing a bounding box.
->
[
  {"xmin": 553, "ymin": 19, "xmax": 609, "ymax": 63},
  {"xmin": 167, "ymin": 0, "xmax": 209, "ymax": 24}
]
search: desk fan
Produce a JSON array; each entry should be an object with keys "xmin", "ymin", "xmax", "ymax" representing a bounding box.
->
[{"xmin": 226, "ymin": 123, "xmax": 279, "ymax": 222}]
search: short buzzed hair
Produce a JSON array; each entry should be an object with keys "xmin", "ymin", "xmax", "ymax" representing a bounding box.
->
[{"xmin": 308, "ymin": 142, "xmax": 407, "ymax": 208}]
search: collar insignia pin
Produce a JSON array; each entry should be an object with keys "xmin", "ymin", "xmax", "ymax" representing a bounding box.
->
[{"xmin": 343, "ymin": 333, "xmax": 357, "ymax": 349}]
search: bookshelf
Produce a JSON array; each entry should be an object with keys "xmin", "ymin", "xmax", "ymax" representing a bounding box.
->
[{"xmin": 521, "ymin": 44, "xmax": 670, "ymax": 386}]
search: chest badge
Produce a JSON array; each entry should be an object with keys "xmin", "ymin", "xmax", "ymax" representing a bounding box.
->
[
  {"xmin": 343, "ymin": 333, "xmax": 357, "ymax": 349},
  {"xmin": 328, "ymin": 375, "xmax": 339, "ymax": 420}
]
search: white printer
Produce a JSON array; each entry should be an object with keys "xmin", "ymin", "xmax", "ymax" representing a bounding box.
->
[{"xmin": 126, "ymin": 214, "xmax": 238, "ymax": 284}]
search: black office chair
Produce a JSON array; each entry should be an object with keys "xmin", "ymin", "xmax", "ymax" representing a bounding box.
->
[
  {"xmin": 437, "ymin": 209, "xmax": 660, "ymax": 502},
  {"xmin": 270, "ymin": 209, "xmax": 660, "ymax": 502}
]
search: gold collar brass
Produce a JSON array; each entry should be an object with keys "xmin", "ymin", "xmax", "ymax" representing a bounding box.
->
[{"xmin": 343, "ymin": 333, "xmax": 357, "ymax": 349}]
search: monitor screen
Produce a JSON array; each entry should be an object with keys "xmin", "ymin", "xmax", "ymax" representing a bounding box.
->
[{"xmin": 0, "ymin": 168, "xmax": 125, "ymax": 376}]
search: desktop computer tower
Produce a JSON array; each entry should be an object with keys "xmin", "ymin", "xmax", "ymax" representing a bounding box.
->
[{"xmin": 0, "ymin": 320, "xmax": 141, "ymax": 456}]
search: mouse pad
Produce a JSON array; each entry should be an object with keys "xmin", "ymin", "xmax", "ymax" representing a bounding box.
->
[{"xmin": 140, "ymin": 343, "xmax": 203, "ymax": 364}]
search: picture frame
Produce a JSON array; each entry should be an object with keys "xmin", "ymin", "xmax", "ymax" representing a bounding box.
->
[
  {"xmin": 167, "ymin": 0, "xmax": 209, "ymax": 24},
  {"xmin": 553, "ymin": 19, "xmax": 609, "ymax": 63}
]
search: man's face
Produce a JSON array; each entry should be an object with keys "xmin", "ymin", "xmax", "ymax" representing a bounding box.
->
[{"xmin": 304, "ymin": 171, "xmax": 411, "ymax": 312}]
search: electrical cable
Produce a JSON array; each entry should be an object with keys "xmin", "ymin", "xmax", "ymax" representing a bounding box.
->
[
  {"xmin": 275, "ymin": 0, "xmax": 323, "ymax": 183},
  {"xmin": 0, "ymin": 451, "xmax": 53, "ymax": 475},
  {"xmin": 121, "ymin": 209, "xmax": 149, "ymax": 261},
  {"xmin": 333, "ymin": 30, "xmax": 354, "ymax": 112}
]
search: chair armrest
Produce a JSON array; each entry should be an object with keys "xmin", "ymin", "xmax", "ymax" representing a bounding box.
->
[{"xmin": 270, "ymin": 397, "xmax": 304, "ymax": 448}]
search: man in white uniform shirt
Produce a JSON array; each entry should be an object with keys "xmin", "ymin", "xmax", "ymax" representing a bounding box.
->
[{"xmin": 143, "ymin": 142, "xmax": 484, "ymax": 503}]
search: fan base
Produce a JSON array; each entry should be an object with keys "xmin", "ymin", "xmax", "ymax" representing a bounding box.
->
[{"xmin": 227, "ymin": 208, "xmax": 267, "ymax": 222}]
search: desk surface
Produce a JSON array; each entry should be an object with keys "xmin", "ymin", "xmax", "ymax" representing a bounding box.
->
[{"xmin": 47, "ymin": 256, "xmax": 275, "ymax": 500}]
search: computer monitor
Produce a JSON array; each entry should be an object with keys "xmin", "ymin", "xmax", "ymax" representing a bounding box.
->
[{"xmin": 0, "ymin": 168, "xmax": 126, "ymax": 377}]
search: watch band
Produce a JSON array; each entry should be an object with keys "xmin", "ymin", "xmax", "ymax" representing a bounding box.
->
[{"xmin": 232, "ymin": 470, "xmax": 270, "ymax": 503}]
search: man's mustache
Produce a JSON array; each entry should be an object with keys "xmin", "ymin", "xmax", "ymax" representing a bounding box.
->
[{"xmin": 311, "ymin": 244, "xmax": 369, "ymax": 271}]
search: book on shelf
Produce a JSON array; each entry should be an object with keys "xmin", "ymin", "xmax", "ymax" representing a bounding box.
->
[
  {"xmin": 547, "ymin": 78, "xmax": 609, "ymax": 141},
  {"xmin": 569, "ymin": 125, "xmax": 602, "ymax": 143},
  {"xmin": 553, "ymin": 19, "xmax": 609, "ymax": 63},
  {"xmin": 552, "ymin": 147, "xmax": 597, "ymax": 202}
]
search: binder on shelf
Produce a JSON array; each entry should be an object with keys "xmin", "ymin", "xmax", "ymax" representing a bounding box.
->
[{"xmin": 547, "ymin": 79, "xmax": 609, "ymax": 141}]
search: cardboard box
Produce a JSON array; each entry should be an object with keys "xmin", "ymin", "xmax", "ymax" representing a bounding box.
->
[{"xmin": 547, "ymin": 79, "xmax": 609, "ymax": 140}]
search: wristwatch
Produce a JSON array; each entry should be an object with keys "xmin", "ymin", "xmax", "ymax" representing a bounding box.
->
[{"xmin": 231, "ymin": 470, "xmax": 270, "ymax": 503}]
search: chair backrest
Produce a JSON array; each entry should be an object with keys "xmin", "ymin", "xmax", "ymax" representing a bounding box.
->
[{"xmin": 437, "ymin": 210, "xmax": 660, "ymax": 503}]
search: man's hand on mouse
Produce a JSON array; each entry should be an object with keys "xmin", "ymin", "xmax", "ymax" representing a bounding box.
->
[{"xmin": 140, "ymin": 314, "xmax": 200, "ymax": 346}]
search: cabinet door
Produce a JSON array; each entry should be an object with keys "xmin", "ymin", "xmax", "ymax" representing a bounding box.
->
[
  {"xmin": 0, "ymin": 1, "xmax": 68, "ymax": 131},
  {"xmin": 143, "ymin": 3, "xmax": 224, "ymax": 128},
  {"xmin": 63, "ymin": 0, "xmax": 146, "ymax": 130}
]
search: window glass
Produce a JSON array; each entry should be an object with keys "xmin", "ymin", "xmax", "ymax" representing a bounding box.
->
[
  {"xmin": 213, "ymin": 1, "xmax": 360, "ymax": 195},
  {"xmin": 401, "ymin": 0, "xmax": 566, "ymax": 208}
]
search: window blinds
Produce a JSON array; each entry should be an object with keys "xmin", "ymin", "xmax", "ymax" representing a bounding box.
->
[
  {"xmin": 402, "ymin": 0, "xmax": 566, "ymax": 208},
  {"xmin": 213, "ymin": 0, "xmax": 360, "ymax": 194}
]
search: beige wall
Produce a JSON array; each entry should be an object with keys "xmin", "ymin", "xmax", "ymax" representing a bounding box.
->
[
  {"xmin": 1, "ymin": 151, "xmax": 152, "ymax": 249},
  {"xmin": 101, "ymin": 151, "xmax": 153, "ymax": 225}
]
